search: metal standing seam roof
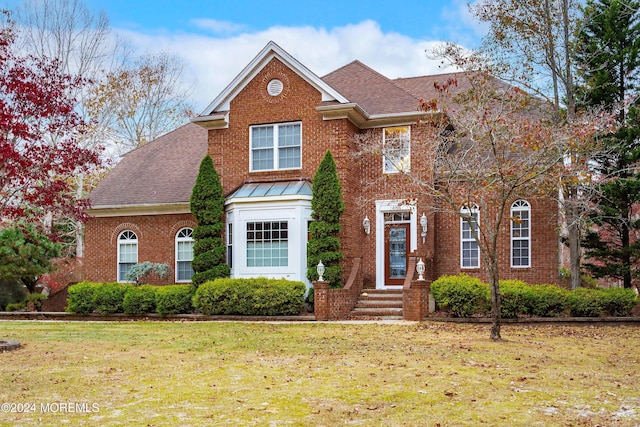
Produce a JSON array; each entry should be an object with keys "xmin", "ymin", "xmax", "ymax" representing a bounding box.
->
[{"xmin": 229, "ymin": 181, "xmax": 312, "ymax": 199}]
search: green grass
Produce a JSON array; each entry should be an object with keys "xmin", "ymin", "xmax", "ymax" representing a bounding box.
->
[{"xmin": 0, "ymin": 321, "xmax": 638, "ymax": 426}]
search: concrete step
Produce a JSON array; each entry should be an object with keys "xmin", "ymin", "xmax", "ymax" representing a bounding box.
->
[
  {"xmin": 355, "ymin": 300, "xmax": 403, "ymax": 309},
  {"xmin": 350, "ymin": 307, "xmax": 403, "ymax": 317}
]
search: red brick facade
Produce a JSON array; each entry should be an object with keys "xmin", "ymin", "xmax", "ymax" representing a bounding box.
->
[
  {"xmin": 84, "ymin": 214, "xmax": 196, "ymax": 285},
  {"xmin": 84, "ymin": 43, "xmax": 561, "ymax": 292}
]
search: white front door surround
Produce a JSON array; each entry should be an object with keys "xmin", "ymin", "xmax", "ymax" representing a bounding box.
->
[{"xmin": 375, "ymin": 200, "xmax": 417, "ymax": 289}]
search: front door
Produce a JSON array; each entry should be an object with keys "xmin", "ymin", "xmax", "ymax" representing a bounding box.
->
[{"xmin": 385, "ymin": 224, "xmax": 410, "ymax": 286}]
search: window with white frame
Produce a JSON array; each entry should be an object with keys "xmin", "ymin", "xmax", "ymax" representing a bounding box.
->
[
  {"xmin": 460, "ymin": 206, "xmax": 480, "ymax": 268},
  {"xmin": 175, "ymin": 228, "xmax": 195, "ymax": 282},
  {"xmin": 511, "ymin": 200, "xmax": 531, "ymax": 268},
  {"xmin": 250, "ymin": 122, "xmax": 301, "ymax": 171},
  {"xmin": 383, "ymin": 126, "xmax": 410, "ymax": 173},
  {"xmin": 118, "ymin": 230, "xmax": 138, "ymax": 281},
  {"xmin": 246, "ymin": 221, "xmax": 288, "ymax": 267}
]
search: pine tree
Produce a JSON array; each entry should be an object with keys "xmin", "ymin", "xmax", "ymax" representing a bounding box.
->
[
  {"xmin": 307, "ymin": 151, "xmax": 344, "ymax": 287},
  {"xmin": 576, "ymin": 0, "xmax": 640, "ymax": 288},
  {"xmin": 189, "ymin": 155, "xmax": 230, "ymax": 285}
]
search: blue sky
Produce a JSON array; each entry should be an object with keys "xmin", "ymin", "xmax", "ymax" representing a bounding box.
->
[{"xmin": 2, "ymin": 0, "xmax": 487, "ymax": 111}]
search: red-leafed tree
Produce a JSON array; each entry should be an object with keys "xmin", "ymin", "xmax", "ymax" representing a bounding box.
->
[{"xmin": 0, "ymin": 11, "xmax": 101, "ymax": 233}]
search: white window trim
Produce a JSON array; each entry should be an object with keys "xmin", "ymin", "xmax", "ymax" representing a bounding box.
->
[
  {"xmin": 383, "ymin": 126, "xmax": 411, "ymax": 174},
  {"xmin": 249, "ymin": 121, "xmax": 302, "ymax": 172},
  {"xmin": 175, "ymin": 227, "xmax": 195, "ymax": 283},
  {"xmin": 511, "ymin": 200, "xmax": 531, "ymax": 268},
  {"xmin": 117, "ymin": 230, "xmax": 138, "ymax": 283},
  {"xmin": 460, "ymin": 206, "xmax": 480, "ymax": 269}
]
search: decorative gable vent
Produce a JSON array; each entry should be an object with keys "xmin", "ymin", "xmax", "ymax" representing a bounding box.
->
[{"xmin": 267, "ymin": 79, "xmax": 284, "ymax": 96}]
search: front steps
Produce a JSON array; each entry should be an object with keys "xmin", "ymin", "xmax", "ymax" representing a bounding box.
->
[{"xmin": 350, "ymin": 289, "xmax": 403, "ymax": 320}]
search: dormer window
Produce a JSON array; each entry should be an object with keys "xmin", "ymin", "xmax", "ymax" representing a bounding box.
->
[{"xmin": 250, "ymin": 122, "xmax": 301, "ymax": 171}]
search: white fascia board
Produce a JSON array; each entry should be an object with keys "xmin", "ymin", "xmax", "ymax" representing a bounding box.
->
[
  {"xmin": 225, "ymin": 194, "xmax": 313, "ymax": 206},
  {"xmin": 200, "ymin": 41, "xmax": 349, "ymax": 116}
]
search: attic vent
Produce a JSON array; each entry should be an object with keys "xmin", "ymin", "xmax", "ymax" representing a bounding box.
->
[{"xmin": 267, "ymin": 79, "xmax": 284, "ymax": 96}]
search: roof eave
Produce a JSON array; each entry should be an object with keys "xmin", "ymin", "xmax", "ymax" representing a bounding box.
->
[
  {"xmin": 88, "ymin": 202, "xmax": 191, "ymax": 218},
  {"xmin": 317, "ymin": 104, "xmax": 438, "ymax": 129},
  {"xmin": 191, "ymin": 113, "xmax": 229, "ymax": 130}
]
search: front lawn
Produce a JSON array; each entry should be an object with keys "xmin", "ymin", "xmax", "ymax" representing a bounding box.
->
[{"xmin": 0, "ymin": 321, "xmax": 638, "ymax": 426}]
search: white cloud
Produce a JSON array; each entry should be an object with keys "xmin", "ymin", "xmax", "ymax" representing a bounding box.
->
[
  {"xmin": 114, "ymin": 20, "xmax": 465, "ymax": 112},
  {"xmin": 190, "ymin": 19, "xmax": 248, "ymax": 35}
]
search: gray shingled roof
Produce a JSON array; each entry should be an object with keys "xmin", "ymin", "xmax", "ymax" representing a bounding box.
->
[{"xmin": 89, "ymin": 123, "xmax": 208, "ymax": 208}]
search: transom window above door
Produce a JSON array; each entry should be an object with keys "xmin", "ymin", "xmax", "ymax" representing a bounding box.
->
[{"xmin": 250, "ymin": 122, "xmax": 301, "ymax": 171}]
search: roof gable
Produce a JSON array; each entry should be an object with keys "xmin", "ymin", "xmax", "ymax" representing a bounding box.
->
[{"xmin": 200, "ymin": 41, "xmax": 348, "ymax": 116}]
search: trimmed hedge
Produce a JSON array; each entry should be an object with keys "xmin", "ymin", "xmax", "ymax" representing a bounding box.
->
[
  {"xmin": 66, "ymin": 281, "xmax": 100, "ymax": 314},
  {"xmin": 123, "ymin": 285, "xmax": 157, "ymax": 315},
  {"xmin": 431, "ymin": 274, "xmax": 638, "ymax": 318},
  {"xmin": 430, "ymin": 275, "xmax": 488, "ymax": 317},
  {"xmin": 193, "ymin": 278, "xmax": 305, "ymax": 316},
  {"xmin": 93, "ymin": 282, "xmax": 131, "ymax": 314},
  {"xmin": 155, "ymin": 285, "xmax": 195, "ymax": 316},
  {"xmin": 568, "ymin": 287, "xmax": 637, "ymax": 317}
]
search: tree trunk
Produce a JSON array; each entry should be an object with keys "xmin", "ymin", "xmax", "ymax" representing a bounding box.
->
[{"xmin": 488, "ymin": 259, "xmax": 501, "ymax": 340}]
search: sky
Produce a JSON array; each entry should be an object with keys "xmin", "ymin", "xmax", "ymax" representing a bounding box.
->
[{"xmin": 2, "ymin": 0, "xmax": 488, "ymax": 112}]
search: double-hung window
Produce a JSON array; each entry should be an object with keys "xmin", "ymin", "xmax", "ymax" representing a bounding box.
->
[
  {"xmin": 511, "ymin": 200, "xmax": 531, "ymax": 268},
  {"xmin": 460, "ymin": 206, "xmax": 480, "ymax": 268},
  {"xmin": 176, "ymin": 228, "xmax": 195, "ymax": 282},
  {"xmin": 118, "ymin": 230, "xmax": 138, "ymax": 281},
  {"xmin": 383, "ymin": 126, "xmax": 411, "ymax": 173},
  {"xmin": 250, "ymin": 122, "xmax": 301, "ymax": 171}
]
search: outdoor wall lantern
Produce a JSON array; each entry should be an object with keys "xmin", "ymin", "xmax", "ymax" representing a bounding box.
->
[
  {"xmin": 416, "ymin": 258, "xmax": 425, "ymax": 281},
  {"xmin": 420, "ymin": 213, "xmax": 428, "ymax": 243},
  {"xmin": 317, "ymin": 260, "xmax": 325, "ymax": 282},
  {"xmin": 362, "ymin": 215, "xmax": 371, "ymax": 235}
]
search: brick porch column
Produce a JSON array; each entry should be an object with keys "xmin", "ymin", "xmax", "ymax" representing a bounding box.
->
[
  {"xmin": 403, "ymin": 280, "xmax": 431, "ymax": 321},
  {"xmin": 313, "ymin": 281, "xmax": 329, "ymax": 321}
]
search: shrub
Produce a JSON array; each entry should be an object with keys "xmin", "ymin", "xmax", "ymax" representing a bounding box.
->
[
  {"xmin": 123, "ymin": 285, "xmax": 157, "ymax": 315},
  {"xmin": 526, "ymin": 284, "xmax": 570, "ymax": 317},
  {"xmin": 155, "ymin": 285, "xmax": 195, "ymax": 315},
  {"xmin": 93, "ymin": 282, "xmax": 131, "ymax": 314},
  {"xmin": 0, "ymin": 280, "xmax": 27, "ymax": 311},
  {"xmin": 568, "ymin": 288, "xmax": 605, "ymax": 317},
  {"xmin": 599, "ymin": 287, "xmax": 637, "ymax": 317},
  {"xmin": 499, "ymin": 280, "xmax": 529, "ymax": 318},
  {"xmin": 193, "ymin": 278, "xmax": 306, "ymax": 316},
  {"xmin": 431, "ymin": 275, "xmax": 489, "ymax": 317},
  {"xmin": 66, "ymin": 281, "xmax": 99, "ymax": 314},
  {"xmin": 6, "ymin": 302, "xmax": 25, "ymax": 311}
]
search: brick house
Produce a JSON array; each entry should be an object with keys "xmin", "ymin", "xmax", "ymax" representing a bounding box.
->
[{"xmin": 85, "ymin": 41, "xmax": 561, "ymax": 309}]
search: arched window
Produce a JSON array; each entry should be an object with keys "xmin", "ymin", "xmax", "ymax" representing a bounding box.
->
[
  {"xmin": 511, "ymin": 200, "xmax": 531, "ymax": 268},
  {"xmin": 460, "ymin": 205, "xmax": 480, "ymax": 268},
  {"xmin": 118, "ymin": 230, "xmax": 138, "ymax": 282},
  {"xmin": 176, "ymin": 228, "xmax": 195, "ymax": 282}
]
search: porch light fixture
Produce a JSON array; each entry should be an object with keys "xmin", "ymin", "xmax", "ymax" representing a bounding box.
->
[
  {"xmin": 317, "ymin": 260, "xmax": 325, "ymax": 282},
  {"xmin": 420, "ymin": 213, "xmax": 428, "ymax": 243},
  {"xmin": 416, "ymin": 258, "xmax": 425, "ymax": 281},
  {"xmin": 362, "ymin": 215, "xmax": 371, "ymax": 235}
]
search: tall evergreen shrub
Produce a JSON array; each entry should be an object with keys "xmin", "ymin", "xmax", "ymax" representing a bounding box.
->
[
  {"xmin": 307, "ymin": 151, "xmax": 344, "ymax": 287},
  {"xmin": 190, "ymin": 155, "xmax": 230, "ymax": 285}
]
